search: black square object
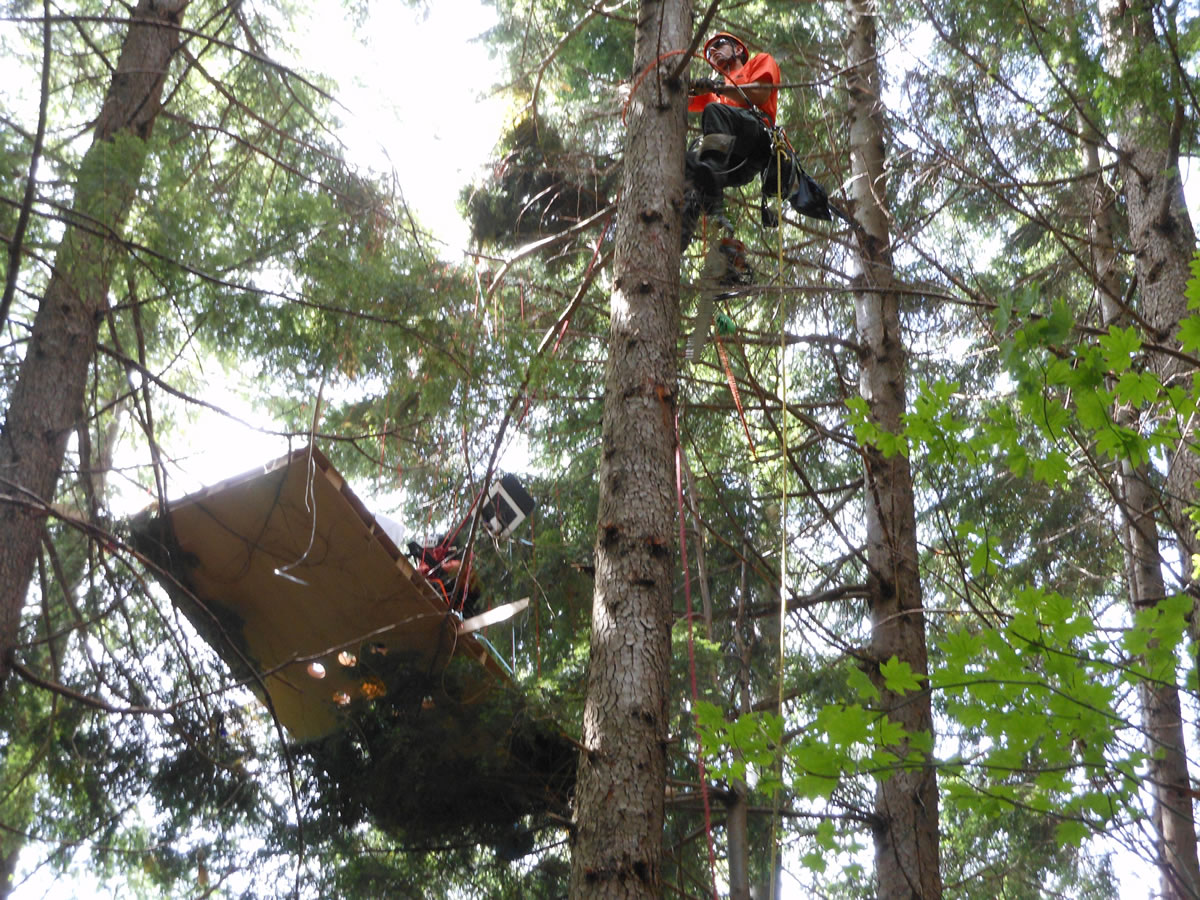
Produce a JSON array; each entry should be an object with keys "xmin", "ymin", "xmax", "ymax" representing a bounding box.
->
[{"xmin": 481, "ymin": 474, "xmax": 536, "ymax": 539}]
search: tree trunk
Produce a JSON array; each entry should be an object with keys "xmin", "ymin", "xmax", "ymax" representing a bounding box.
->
[
  {"xmin": 725, "ymin": 785, "xmax": 750, "ymax": 900},
  {"xmin": 568, "ymin": 0, "xmax": 690, "ymax": 897},
  {"xmin": 1098, "ymin": 2, "xmax": 1200, "ymax": 896},
  {"xmin": 0, "ymin": 0, "xmax": 189, "ymax": 692},
  {"xmin": 1099, "ymin": 0, "xmax": 1200, "ymax": 561},
  {"xmin": 845, "ymin": 0, "xmax": 942, "ymax": 896},
  {"xmin": 726, "ymin": 542, "xmax": 753, "ymax": 900},
  {"xmin": 0, "ymin": 842, "xmax": 19, "ymax": 900}
]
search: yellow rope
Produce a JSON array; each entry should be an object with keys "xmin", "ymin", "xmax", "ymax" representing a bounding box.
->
[{"xmin": 768, "ymin": 133, "xmax": 787, "ymax": 900}]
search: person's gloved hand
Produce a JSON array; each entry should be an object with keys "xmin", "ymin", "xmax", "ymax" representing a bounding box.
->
[
  {"xmin": 760, "ymin": 199, "xmax": 779, "ymax": 228},
  {"xmin": 689, "ymin": 77, "xmax": 720, "ymax": 95}
]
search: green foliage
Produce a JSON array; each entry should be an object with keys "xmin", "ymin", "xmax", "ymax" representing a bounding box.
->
[
  {"xmin": 1187, "ymin": 252, "xmax": 1200, "ymax": 310},
  {"xmin": 878, "ymin": 656, "xmax": 923, "ymax": 695},
  {"xmin": 464, "ymin": 115, "xmax": 615, "ymax": 247},
  {"xmin": 298, "ymin": 652, "xmax": 573, "ymax": 856},
  {"xmin": 846, "ymin": 395, "xmax": 909, "ymax": 458},
  {"xmin": 2, "ymin": 0, "xmax": 1197, "ymax": 895},
  {"xmin": 694, "ymin": 700, "xmax": 784, "ymax": 792}
]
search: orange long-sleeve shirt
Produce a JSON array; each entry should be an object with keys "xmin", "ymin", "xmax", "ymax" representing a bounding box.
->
[{"xmin": 688, "ymin": 53, "xmax": 781, "ymax": 125}]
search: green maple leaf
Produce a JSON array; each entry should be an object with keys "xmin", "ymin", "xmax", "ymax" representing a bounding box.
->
[
  {"xmin": 1098, "ymin": 324, "xmax": 1142, "ymax": 373},
  {"xmin": 1055, "ymin": 819, "xmax": 1090, "ymax": 848},
  {"xmin": 846, "ymin": 665, "xmax": 880, "ymax": 701},
  {"xmin": 1115, "ymin": 371, "xmax": 1161, "ymax": 407},
  {"xmin": 1187, "ymin": 252, "xmax": 1200, "ymax": 310},
  {"xmin": 941, "ymin": 627, "xmax": 983, "ymax": 666},
  {"xmin": 817, "ymin": 703, "xmax": 871, "ymax": 747},
  {"xmin": 879, "ymin": 656, "xmax": 923, "ymax": 695},
  {"xmin": 1032, "ymin": 450, "xmax": 1071, "ymax": 486},
  {"xmin": 1178, "ymin": 314, "xmax": 1200, "ymax": 352}
]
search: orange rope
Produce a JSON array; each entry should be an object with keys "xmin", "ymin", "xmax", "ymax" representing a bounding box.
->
[{"xmin": 717, "ymin": 337, "xmax": 757, "ymax": 457}]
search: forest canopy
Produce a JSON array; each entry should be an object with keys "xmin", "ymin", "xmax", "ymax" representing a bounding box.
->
[{"xmin": 0, "ymin": 0, "xmax": 1198, "ymax": 898}]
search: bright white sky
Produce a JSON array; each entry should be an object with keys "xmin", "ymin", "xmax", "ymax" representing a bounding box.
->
[
  {"xmin": 289, "ymin": 0, "xmax": 507, "ymax": 254},
  {"xmin": 134, "ymin": 0, "xmax": 511, "ymax": 504}
]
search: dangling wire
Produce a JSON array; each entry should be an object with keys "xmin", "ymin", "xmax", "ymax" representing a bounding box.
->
[
  {"xmin": 275, "ymin": 376, "xmax": 326, "ymax": 586},
  {"xmin": 674, "ymin": 413, "xmax": 719, "ymax": 900}
]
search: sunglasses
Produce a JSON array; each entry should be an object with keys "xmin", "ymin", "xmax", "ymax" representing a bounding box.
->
[{"xmin": 707, "ymin": 37, "xmax": 743, "ymax": 61}]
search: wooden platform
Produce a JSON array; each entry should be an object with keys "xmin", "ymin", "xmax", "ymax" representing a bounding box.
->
[{"xmin": 133, "ymin": 445, "xmax": 509, "ymax": 742}]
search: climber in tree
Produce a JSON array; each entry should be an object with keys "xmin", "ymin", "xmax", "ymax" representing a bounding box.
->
[
  {"xmin": 682, "ymin": 32, "xmax": 845, "ymax": 250},
  {"xmin": 683, "ymin": 32, "xmax": 787, "ymax": 247}
]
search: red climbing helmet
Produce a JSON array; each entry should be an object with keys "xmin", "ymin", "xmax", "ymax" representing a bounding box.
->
[{"xmin": 704, "ymin": 32, "xmax": 749, "ymax": 65}]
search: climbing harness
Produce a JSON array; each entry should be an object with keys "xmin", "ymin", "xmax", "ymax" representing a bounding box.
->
[{"xmin": 770, "ymin": 125, "xmax": 853, "ymax": 225}]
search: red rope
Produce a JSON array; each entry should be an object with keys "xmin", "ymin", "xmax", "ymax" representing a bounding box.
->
[
  {"xmin": 551, "ymin": 318, "xmax": 570, "ymax": 356},
  {"xmin": 674, "ymin": 414, "xmax": 719, "ymax": 900}
]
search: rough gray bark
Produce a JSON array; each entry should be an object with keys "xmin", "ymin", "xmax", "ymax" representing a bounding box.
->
[
  {"xmin": 1099, "ymin": 0, "xmax": 1200, "ymax": 562},
  {"xmin": 0, "ymin": 0, "xmax": 189, "ymax": 692},
  {"xmin": 567, "ymin": 0, "xmax": 691, "ymax": 896},
  {"xmin": 1098, "ymin": 2, "xmax": 1200, "ymax": 896},
  {"xmin": 845, "ymin": 0, "xmax": 941, "ymax": 896}
]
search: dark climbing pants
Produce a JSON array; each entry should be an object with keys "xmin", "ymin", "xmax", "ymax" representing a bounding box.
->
[
  {"xmin": 682, "ymin": 104, "xmax": 798, "ymax": 248},
  {"xmin": 699, "ymin": 104, "xmax": 772, "ymax": 189},
  {"xmin": 699, "ymin": 104, "xmax": 796, "ymax": 200}
]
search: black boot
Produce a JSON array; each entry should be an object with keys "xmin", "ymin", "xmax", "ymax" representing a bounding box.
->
[
  {"xmin": 682, "ymin": 134, "xmax": 740, "ymax": 250},
  {"xmin": 683, "ymin": 152, "xmax": 727, "ymax": 250},
  {"xmin": 681, "ymin": 183, "xmax": 729, "ymax": 250},
  {"xmin": 681, "ymin": 183, "xmax": 702, "ymax": 250}
]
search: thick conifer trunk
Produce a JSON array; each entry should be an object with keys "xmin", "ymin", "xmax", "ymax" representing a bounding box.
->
[
  {"xmin": 0, "ymin": 0, "xmax": 188, "ymax": 692},
  {"xmin": 845, "ymin": 0, "xmax": 942, "ymax": 896},
  {"xmin": 1098, "ymin": 1, "xmax": 1200, "ymax": 895},
  {"xmin": 568, "ymin": 0, "xmax": 690, "ymax": 897}
]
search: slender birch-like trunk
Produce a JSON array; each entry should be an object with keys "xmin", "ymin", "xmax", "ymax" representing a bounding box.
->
[{"xmin": 845, "ymin": 0, "xmax": 942, "ymax": 895}]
